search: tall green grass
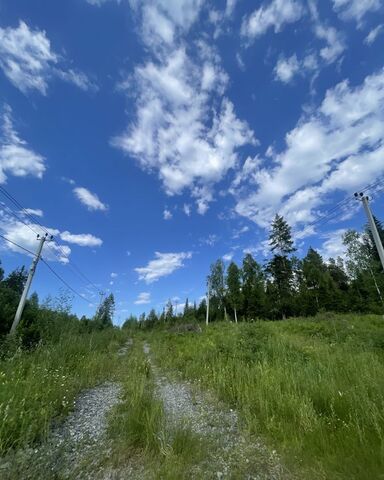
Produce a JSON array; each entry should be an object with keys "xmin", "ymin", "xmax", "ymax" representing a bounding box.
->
[
  {"xmin": 108, "ymin": 342, "xmax": 207, "ymax": 479},
  {"xmin": 149, "ymin": 314, "xmax": 384, "ymax": 480},
  {"xmin": 0, "ymin": 329, "xmax": 126, "ymax": 453}
]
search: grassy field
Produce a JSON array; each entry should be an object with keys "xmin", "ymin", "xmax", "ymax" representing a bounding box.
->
[
  {"xmin": 147, "ymin": 314, "xmax": 384, "ymax": 480},
  {"xmin": 0, "ymin": 329, "xmax": 127, "ymax": 453}
]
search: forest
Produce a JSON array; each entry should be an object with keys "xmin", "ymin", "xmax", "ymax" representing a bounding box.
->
[{"xmin": 125, "ymin": 214, "xmax": 384, "ymax": 329}]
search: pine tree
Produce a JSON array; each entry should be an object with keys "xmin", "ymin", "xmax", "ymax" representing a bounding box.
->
[
  {"xmin": 267, "ymin": 214, "xmax": 296, "ymax": 319},
  {"xmin": 269, "ymin": 214, "xmax": 295, "ymax": 255},
  {"xmin": 226, "ymin": 261, "xmax": 242, "ymax": 323},
  {"xmin": 165, "ymin": 299, "xmax": 173, "ymax": 321}
]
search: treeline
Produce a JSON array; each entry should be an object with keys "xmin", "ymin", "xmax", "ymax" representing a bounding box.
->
[
  {"xmin": 125, "ymin": 214, "xmax": 384, "ymax": 328},
  {"xmin": 0, "ymin": 260, "xmax": 116, "ymax": 350}
]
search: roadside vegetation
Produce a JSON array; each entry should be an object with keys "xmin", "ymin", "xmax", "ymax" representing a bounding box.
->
[
  {"xmin": 146, "ymin": 314, "xmax": 384, "ymax": 480},
  {"xmin": 0, "ymin": 259, "xmax": 123, "ymax": 455}
]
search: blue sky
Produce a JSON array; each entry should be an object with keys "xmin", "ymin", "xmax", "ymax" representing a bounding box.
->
[{"xmin": 0, "ymin": 0, "xmax": 383, "ymax": 323}]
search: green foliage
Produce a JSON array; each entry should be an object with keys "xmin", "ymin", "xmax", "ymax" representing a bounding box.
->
[
  {"xmin": 0, "ymin": 328, "xmax": 126, "ymax": 453},
  {"xmin": 149, "ymin": 314, "xmax": 384, "ymax": 480},
  {"xmin": 226, "ymin": 261, "xmax": 242, "ymax": 321},
  {"xmin": 94, "ymin": 293, "xmax": 115, "ymax": 329}
]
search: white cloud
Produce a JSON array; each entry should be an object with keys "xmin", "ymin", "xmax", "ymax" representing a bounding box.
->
[
  {"xmin": 365, "ymin": 24, "xmax": 384, "ymax": 45},
  {"xmin": 232, "ymin": 225, "xmax": 249, "ymax": 239},
  {"xmin": 113, "ymin": 48, "xmax": 253, "ymax": 213},
  {"xmin": 0, "ymin": 207, "xmax": 102, "ymax": 262},
  {"xmin": 315, "ymin": 24, "xmax": 345, "ymax": 64},
  {"xmin": 134, "ymin": 292, "xmax": 151, "ymax": 305},
  {"xmin": 0, "ymin": 21, "xmax": 94, "ymax": 94},
  {"xmin": 135, "ymin": 251, "xmax": 192, "ymax": 283},
  {"xmin": 0, "ymin": 209, "xmax": 69, "ymax": 262},
  {"xmin": 60, "ymin": 231, "xmax": 103, "ymax": 247},
  {"xmin": 163, "ymin": 208, "xmax": 173, "ymax": 220},
  {"xmin": 223, "ymin": 252, "xmax": 234, "ymax": 262},
  {"xmin": 111, "ymin": 272, "xmax": 118, "ymax": 278},
  {"xmin": 0, "ymin": 106, "xmax": 46, "ymax": 184},
  {"xmin": 200, "ymin": 234, "xmax": 218, "ymax": 246},
  {"xmin": 274, "ymin": 53, "xmax": 319, "ymax": 84},
  {"xmin": 234, "ymin": 68, "xmax": 384, "ymax": 230},
  {"xmin": 23, "ymin": 208, "xmax": 43, "ymax": 218},
  {"xmin": 319, "ymin": 229, "xmax": 347, "ymax": 260},
  {"xmin": 332, "ymin": 0, "xmax": 381, "ymax": 24},
  {"xmin": 73, "ymin": 187, "xmax": 108, "ymax": 212},
  {"xmin": 113, "ymin": 1, "xmax": 254, "ymax": 214},
  {"xmin": 274, "ymin": 55, "xmax": 300, "ymax": 83},
  {"xmin": 183, "ymin": 203, "xmax": 191, "ymax": 216},
  {"xmin": 241, "ymin": 0, "xmax": 304, "ymax": 40}
]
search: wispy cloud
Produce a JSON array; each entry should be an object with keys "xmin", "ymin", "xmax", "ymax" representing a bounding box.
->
[
  {"xmin": 241, "ymin": 0, "xmax": 304, "ymax": 40},
  {"xmin": 73, "ymin": 187, "xmax": 108, "ymax": 212},
  {"xmin": 135, "ymin": 251, "xmax": 192, "ymax": 284},
  {"xmin": 0, "ymin": 21, "xmax": 96, "ymax": 94},
  {"xmin": 60, "ymin": 231, "xmax": 103, "ymax": 247},
  {"xmin": 134, "ymin": 292, "xmax": 151, "ymax": 305}
]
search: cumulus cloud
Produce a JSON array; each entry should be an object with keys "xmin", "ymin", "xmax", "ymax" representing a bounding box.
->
[
  {"xmin": 241, "ymin": 0, "xmax": 304, "ymax": 40},
  {"xmin": 112, "ymin": 1, "xmax": 254, "ymax": 214},
  {"xmin": 135, "ymin": 251, "xmax": 192, "ymax": 283},
  {"xmin": 0, "ymin": 207, "xmax": 102, "ymax": 261},
  {"xmin": 0, "ymin": 21, "xmax": 95, "ymax": 94},
  {"xmin": 134, "ymin": 292, "xmax": 151, "ymax": 304},
  {"xmin": 73, "ymin": 187, "xmax": 108, "ymax": 211},
  {"xmin": 0, "ymin": 106, "xmax": 46, "ymax": 184},
  {"xmin": 234, "ymin": 68, "xmax": 384, "ymax": 230}
]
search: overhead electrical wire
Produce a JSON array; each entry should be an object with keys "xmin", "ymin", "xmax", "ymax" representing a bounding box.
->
[
  {"xmin": 0, "ymin": 233, "xmax": 37, "ymax": 257},
  {"xmin": 40, "ymin": 258, "xmax": 92, "ymax": 304},
  {"xmin": 0, "ymin": 185, "xmax": 103, "ymax": 296}
]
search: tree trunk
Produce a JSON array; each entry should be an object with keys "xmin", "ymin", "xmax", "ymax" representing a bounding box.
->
[
  {"xmin": 224, "ymin": 305, "xmax": 228, "ymax": 322},
  {"xmin": 234, "ymin": 307, "xmax": 238, "ymax": 323}
]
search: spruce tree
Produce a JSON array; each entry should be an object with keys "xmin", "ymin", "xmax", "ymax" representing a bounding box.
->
[{"xmin": 94, "ymin": 293, "xmax": 115, "ymax": 329}]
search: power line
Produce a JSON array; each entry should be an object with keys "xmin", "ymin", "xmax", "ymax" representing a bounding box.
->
[
  {"xmin": 298, "ymin": 177, "xmax": 384, "ymax": 238},
  {"xmin": 0, "ymin": 233, "xmax": 37, "ymax": 257},
  {"xmin": 0, "ymin": 185, "xmax": 103, "ymax": 296},
  {"xmin": 40, "ymin": 258, "xmax": 92, "ymax": 304}
]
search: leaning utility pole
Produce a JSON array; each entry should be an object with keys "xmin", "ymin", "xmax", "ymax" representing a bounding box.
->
[
  {"xmin": 206, "ymin": 279, "xmax": 210, "ymax": 326},
  {"xmin": 10, "ymin": 233, "xmax": 50, "ymax": 335},
  {"xmin": 355, "ymin": 192, "xmax": 384, "ymax": 271}
]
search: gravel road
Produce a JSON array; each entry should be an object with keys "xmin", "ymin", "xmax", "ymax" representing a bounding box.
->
[{"xmin": 144, "ymin": 342, "xmax": 288, "ymax": 480}]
